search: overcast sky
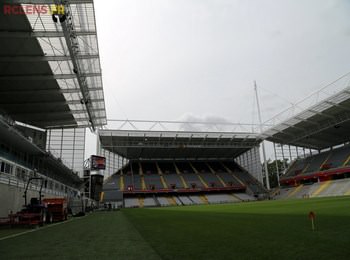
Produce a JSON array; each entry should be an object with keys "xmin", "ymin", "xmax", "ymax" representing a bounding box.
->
[{"xmin": 85, "ymin": 0, "xmax": 350, "ymax": 159}]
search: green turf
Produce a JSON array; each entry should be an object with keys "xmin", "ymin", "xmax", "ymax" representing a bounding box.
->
[
  {"xmin": 123, "ymin": 197, "xmax": 350, "ymax": 260},
  {"xmin": 0, "ymin": 212, "xmax": 160, "ymax": 260},
  {"xmin": 1, "ymin": 197, "xmax": 350, "ymax": 259}
]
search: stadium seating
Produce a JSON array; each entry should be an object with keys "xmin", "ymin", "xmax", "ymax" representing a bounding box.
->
[
  {"xmin": 158, "ymin": 162, "xmax": 185, "ymax": 188},
  {"xmin": 132, "ymin": 175, "xmax": 143, "ymax": 190},
  {"xmin": 205, "ymin": 194, "xmax": 239, "ymax": 204},
  {"xmin": 105, "ymin": 159, "xmax": 266, "ymax": 208},
  {"xmin": 182, "ymin": 173, "xmax": 203, "ymax": 188},
  {"xmin": 191, "ymin": 162, "xmax": 222, "ymax": 187},
  {"xmin": 124, "ymin": 198, "xmax": 139, "ymax": 208},
  {"xmin": 142, "ymin": 162, "xmax": 164, "ymax": 189},
  {"xmin": 305, "ymin": 152, "xmax": 330, "ymax": 173},
  {"xmin": 325, "ymin": 146, "xmax": 350, "ymax": 168},
  {"xmin": 188, "ymin": 195, "xmax": 203, "ymax": 204},
  {"xmin": 143, "ymin": 197, "xmax": 157, "ymax": 207},
  {"xmin": 178, "ymin": 195, "xmax": 194, "ymax": 205},
  {"xmin": 277, "ymin": 178, "xmax": 350, "ymax": 199},
  {"xmin": 284, "ymin": 157, "xmax": 312, "ymax": 177},
  {"xmin": 176, "ymin": 162, "xmax": 204, "ymax": 188},
  {"xmin": 234, "ymin": 193, "xmax": 256, "ymax": 201},
  {"xmin": 157, "ymin": 196, "xmax": 171, "ymax": 206},
  {"xmin": 123, "ymin": 173, "xmax": 134, "ymax": 190},
  {"xmin": 283, "ymin": 145, "xmax": 350, "ymax": 180},
  {"xmin": 109, "ymin": 160, "xmax": 262, "ymax": 192}
]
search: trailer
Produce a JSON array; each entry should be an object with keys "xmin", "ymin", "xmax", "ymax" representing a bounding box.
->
[{"xmin": 43, "ymin": 198, "xmax": 68, "ymax": 222}]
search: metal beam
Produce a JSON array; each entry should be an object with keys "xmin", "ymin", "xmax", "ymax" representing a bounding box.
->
[
  {"xmin": 294, "ymin": 116, "xmax": 320, "ymax": 126},
  {"xmin": 31, "ymin": 115, "xmax": 105, "ymax": 123},
  {"xmin": 0, "ymin": 73, "xmax": 101, "ymax": 80},
  {"xmin": 324, "ymin": 100, "xmax": 350, "ymax": 112},
  {"xmin": 0, "ymin": 30, "xmax": 96, "ymax": 38},
  {"xmin": 59, "ymin": 2, "xmax": 99, "ymax": 131},
  {"xmin": 0, "ymin": 54, "xmax": 99, "ymax": 62},
  {"xmin": 307, "ymin": 109, "xmax": 335, "ymax": 119},
  {"xmin": 0, "ymin": 87, "xmax": 102, "ymax": 95},
  {"xmin": 280, "ymin": 122, "xmax": 304, "ymax": 131},
  {"xmin": 11, "ymin": 110, "xmax": 73, "ymax": 117},
  {"xmin": 9, "ymin": 108, "xmax": 105, "ymax": 117},
  {"xmin": 1, "ymin": 98, "xmax": 104, "ymax": 106}
]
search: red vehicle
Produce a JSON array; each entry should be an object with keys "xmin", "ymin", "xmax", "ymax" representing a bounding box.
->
[
  {"xmin": 0, "ymin": 177, "xmax": 51, "ymax": 227},
  {"xmin": 12, "ymin": 177, "xmax": 51, "ymax": 226},
  {"xmin": 43, "ymin": 198, "xmax": 68, "ymax": 222}
]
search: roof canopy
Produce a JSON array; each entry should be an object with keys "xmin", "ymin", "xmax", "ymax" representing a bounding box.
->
[
  {"xmin": 99, "ymin": 129, "xmax": 262, "ymax": 160},
  {"xmin": 0, "ymin": 0, "xmax": 106, "ymax": 130},
  {"xmin": 262, "ymin": 86, "xmax": 350, "ymax": 150}
]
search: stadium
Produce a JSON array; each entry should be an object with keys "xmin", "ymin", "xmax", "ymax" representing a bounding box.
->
[{"xmin": 1, "ymin": 0, "xmax": 350, "ymax": 259}]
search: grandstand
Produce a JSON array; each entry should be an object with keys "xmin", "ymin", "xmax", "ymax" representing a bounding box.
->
[
  {"xmin": 261, "ymin": 85, "xmax": 350, "ymax": 198},
  {"xmin": 100, "ymin": 85, "xmax": 350, "ymax": 206},
  {"xmin": 99, "ymin": 129, "xmax": 266, "ymax": 208},
  {"xmin": 0, "ymin": 0, "xmax": 106, "ymax": 217}
]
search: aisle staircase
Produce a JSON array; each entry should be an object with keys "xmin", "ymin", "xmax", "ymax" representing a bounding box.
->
[
  {"xmin": 139, "ymin": 162, "xmax": 147, "ymax": 190},
  {"xmin": 343, "ymin": 153, "xmax": 350, "ymax": 166},
  {"xmin": 319, "ymin": 152, "xmax": 333, "ymax": 170},
  {"xmin": 230, "ymin": 193, "xmax": 241, "ymax": 202},
  {"xmin": 220, "ymin": 162, "xmax": 245, "ymax": 186},
  {"xmin": 206, "ymin": 163, "xmax": 227, "ymax": 187},
  {"xmin": 174, "ymin": 162, "xmax": 188, "ymax": 188},
  {"xmin": 166, "ymin": 196, "xmax": 177, "ymax": 206},
  {"xmin": 189, "ymin": 162, "xmax": 209, "ymax": 188},
  {"xmin": 120, "ymin": 174, "xmax": 125, "ymax": 190},
  {"xmin": 100, "ymin": 191, "xmax": 104, "ymax": 202},
  {"xmin": 156, "ymin": 162, "xmax": 168, "ymax": 189},
  {"xmin": 199, "ymin": 194, "xmax": 209, "ymax": 204},
  {"xmin": 311, "ymin": 180, "xmax": 332, "ymax": 197},
  {"xmin": 138, "ymin": 197, "xmax": 144, "ymax": 208},
  {"xmin": 286, "ymin": 185, "xmax": 303, "ymax": 198}
]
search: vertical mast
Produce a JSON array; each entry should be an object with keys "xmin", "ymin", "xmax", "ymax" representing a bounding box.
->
[{"xmin": 254, "ymin": 81, "xmax": 270, "ymax": 190}]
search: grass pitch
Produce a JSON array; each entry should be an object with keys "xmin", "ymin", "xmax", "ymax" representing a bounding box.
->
[{"xmin": 1, "ymin": 196, "xmax": 350, "ymax": 259}]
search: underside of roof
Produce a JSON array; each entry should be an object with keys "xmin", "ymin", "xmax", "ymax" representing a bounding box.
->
[
  {"xmin": 0, "ymin": 0, "xmax": 106, "ymax": 130},
  {"xmin": 262, "ymin": 87, "xmax": 350, "ymax": 150},
  {"xmin": 99, "ymin": 130, "xmax": 262, "ymax": 160}
]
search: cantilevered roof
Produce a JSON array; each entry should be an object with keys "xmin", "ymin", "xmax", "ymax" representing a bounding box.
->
[
  {"xmin": 99, "ymin": 129, "xmax": 262, "ymax": 160},
  {"xmin": 261, "ymin": 86, "xmax": 350, "ymax": 149},
  {"xmin": 0, "ymin": 0, "xmax": 106, "ymax": 130}
]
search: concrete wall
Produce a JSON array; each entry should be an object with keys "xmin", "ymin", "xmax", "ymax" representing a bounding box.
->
[{"xmin": 0, "ymin": 183, "xmax": 62, "ymax": 217}]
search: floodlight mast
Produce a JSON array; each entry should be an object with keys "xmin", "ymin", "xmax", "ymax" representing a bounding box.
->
[{"xmin": 254, "ymin": 81, "xmax": 270, "ymax": 190}]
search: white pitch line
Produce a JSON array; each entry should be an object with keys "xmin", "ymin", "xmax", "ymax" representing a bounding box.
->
[{"xmin": 0, "ymin": 218, "xmax": 77, "ymax": 241}]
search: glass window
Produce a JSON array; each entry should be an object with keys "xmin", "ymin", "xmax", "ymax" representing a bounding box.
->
[
  {"xmin": 16, "ymin": 167, "xmax": 21, "ymax": 178},
  {"xmin": 0, "ymin": 161, "xmax": 4, "ymax": 173}
]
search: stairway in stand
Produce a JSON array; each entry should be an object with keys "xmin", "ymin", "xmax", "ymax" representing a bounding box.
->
[
  {"xmin": 199, "ymin": 194, "xmax": 209, "ymax": 204},
  {"xmin": 138, "ymin": 197, "xmax": 144, "ymax": 208}
]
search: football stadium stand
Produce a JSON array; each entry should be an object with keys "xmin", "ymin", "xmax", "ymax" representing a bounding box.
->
[
  {"xmin": 99, "ymin": 130, "xmax": 267, "ymax": 208},
  {"xmin": 103, "ymin": 159, "xmax": 263, "ymax": 208},
  {"xmin": 276, "ymin": 178, "xmax": 350, "ymax": 199},
  {"xmin": 0, "ymin": 1, "xmax": 106, "ymax": 217},
  {"xmin": 280, "ymin": 144, "xmax": 350, "ymax": 186},
  {"xmin": 261, "ymin": 84, "xmax": 350, "ymax": 200}
]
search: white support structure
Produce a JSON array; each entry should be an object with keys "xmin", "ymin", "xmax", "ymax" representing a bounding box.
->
[{"xmin": 254, "ymin": 81, "xmax": 270, "ymax": 190}]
